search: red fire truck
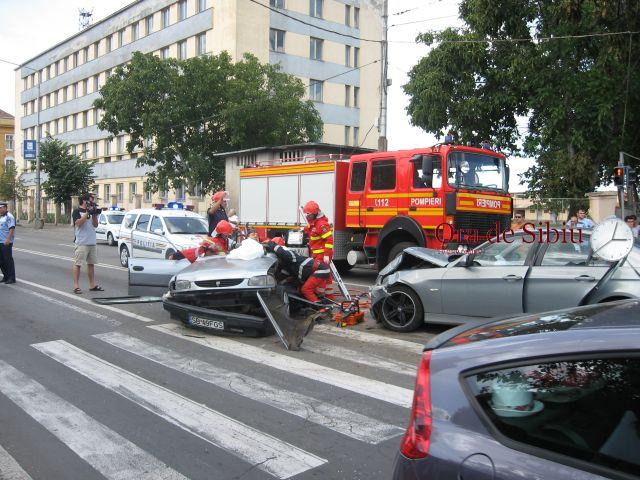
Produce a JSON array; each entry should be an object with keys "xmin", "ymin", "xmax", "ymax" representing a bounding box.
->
[{"xmin": 239, "ymin": 144, "xmax": 512, "ymax": 270}]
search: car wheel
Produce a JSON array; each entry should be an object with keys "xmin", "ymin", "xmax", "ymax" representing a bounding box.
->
[
  {"xmin": 119, "ymin": 245, "xmax": 130, "ymax": 268},
  {"xmin": 386, "ymin": 242, "xmax": 417, "ymax": 266},
  {"xmin": 107, "ymin": 232, "xmax": 115, "ymax": 247},
  {"xmin": 380, "ymin": 285, "xmax": 424, "ymax": 332},
  {"xmin": 165, "ymin": 249, "xmax": 176, "ymax": 260},
  {"xmin": 333, "ymin": 260, "xmax": 354, "ymax": 274}
]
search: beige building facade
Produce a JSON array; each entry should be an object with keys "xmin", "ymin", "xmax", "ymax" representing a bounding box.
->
[
  {"xmin": 14, "ymin": 0, "xmax": 383, "ymax": 214},
  {"xmin": 0, "ymin": 109, "xmax": 15, "ymax": 176}
]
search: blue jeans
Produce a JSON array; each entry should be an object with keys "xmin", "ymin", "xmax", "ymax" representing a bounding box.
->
[{"xmin": 0, "ymin": 243, "xmax": 15, "ymax": 281}]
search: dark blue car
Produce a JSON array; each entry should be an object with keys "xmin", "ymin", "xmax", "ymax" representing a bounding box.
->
[{"xmin": 393, "ymin": 300, "xmax": 640, "ymax": 480}]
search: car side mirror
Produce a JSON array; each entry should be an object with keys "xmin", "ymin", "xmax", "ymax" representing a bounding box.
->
[{"xmin": 153, "ymin": 228, "xmax": 164, "ymax": 236}]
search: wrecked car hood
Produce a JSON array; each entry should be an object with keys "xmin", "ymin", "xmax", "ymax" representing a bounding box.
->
[
  {"xmin": 402, "ymin": 247, "xmax": 453, "ymax": 267},
  {"xmin": 175, "ymin": 255, "xmax": 277, "ymax": 282}
]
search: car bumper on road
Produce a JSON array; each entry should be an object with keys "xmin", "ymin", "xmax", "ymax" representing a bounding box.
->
[{"xmin": 162, "ymin": 292, "xmax": 273, "ymax": 336}]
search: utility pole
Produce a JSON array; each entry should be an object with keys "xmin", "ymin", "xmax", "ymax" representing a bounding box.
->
[
  {"xmin": 618, "ymin": 152, "xmax": 625, "ymax": 221},
  {"xmin": 377, "ymin": 0, "xmax": 388, "ymax": 152}
]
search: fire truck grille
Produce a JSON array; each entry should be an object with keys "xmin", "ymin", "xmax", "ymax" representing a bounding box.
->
[
  {"xmin": 195, "ymin": 279, "xmax": 244, "ymax": 288},
  {"xmin": 454, "ymin": 212, "xmax": 511, "ymax": 246}
]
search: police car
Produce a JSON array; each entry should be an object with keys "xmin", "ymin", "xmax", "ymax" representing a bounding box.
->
[
  {"xmin": 117, "ymin": 202, "xmax": 209, "ymax": 267},
  {"xmin": 96, "ymin": 207, "xmax": 126, "ymax": 246}
]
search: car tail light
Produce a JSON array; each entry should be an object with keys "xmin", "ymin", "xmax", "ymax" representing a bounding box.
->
[{"xmin": 400, "ymin": 351, "xmax": 432, "ymax": 459}]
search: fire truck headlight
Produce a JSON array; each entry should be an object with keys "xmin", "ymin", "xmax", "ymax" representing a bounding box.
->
[{"xmin": 460, "ymin": 160, "xmax": 470, "ymax": 174}]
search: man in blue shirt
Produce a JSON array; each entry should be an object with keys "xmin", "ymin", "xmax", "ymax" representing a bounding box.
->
[
  {"xmin": 576, "ymin": 208, "xmax": 595, "ymax": 229},
  {"xmin": 0, "ymin": 200, "xmax": 16, "ymax": 284}
]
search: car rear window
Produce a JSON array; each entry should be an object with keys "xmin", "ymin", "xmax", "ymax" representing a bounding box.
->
[
  {"xmin": 107, "ymin": 214, "xmax": 124, "ymax": 224},
  {"xmin": 466, "ymin": 357, "xmax": 640, "ymax": 477}
]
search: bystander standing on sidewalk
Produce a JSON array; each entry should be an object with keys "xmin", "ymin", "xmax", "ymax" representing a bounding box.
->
[
  {"xmin": 0, "ymin": 201, "xmax": 16, "ymax": 284},
  {"xmin": 576, "ymin": 208, "xmax": 595, "ymax": 229},
  {"xmin": 72, "ymin": 194, "xmax": 104, "ymax": 294},
  {"xmin": 625, "ymin": 215, "xmax": 639, "ymax": 238}
]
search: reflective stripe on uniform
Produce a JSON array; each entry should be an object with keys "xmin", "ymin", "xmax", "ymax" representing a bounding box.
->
[
  {"xmin": 312, "ymin": 248, "xmax": 325, "ymax": 254},
  {"xmin": 324, "ymin": 244, "xmax": 333, "ymax": 249},
  {"xmin": 298, "ymin": 257, "xmax": 313, "ymax": 280},
  {"xmin": 320, "ymin": 230, "xmax": 333, "ymax": 239},
  {"xmin": 309, "ymin": 235, "xmax": 322, "ymax": 240}
]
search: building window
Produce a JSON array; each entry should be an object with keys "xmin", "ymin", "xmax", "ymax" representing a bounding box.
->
[
  {"xmin": 118, "ymin": 29, "xmax": 125, "ymax": 47},
  {"xmin": 309, "ymin": 79, "xmax": 323, "ymax": 102},
  {"xmin": 178, "ymin": 0, "xmax": 187, "ymax": 21},
  {"xmin": 280, "ymin": 150, "xmax": 304, "ymax": 163},
  {"xmin": 82, "ymin": 143, "xmax": 88, "ymax": 159},
  {"xmin": 5, "ymin": 135, "xmax": 14, "ymax": 150},
  {"xmin": 5, "ymin": 158, "xmax": 14, "ymax": 170},
  {"xmin": 345, "ymin": 4, "xmax": 351, "ymax": 26},
  {"xmin": 144, "ymin": 183, "xmax": 152, "ymax": 203},
  {"xmin": 270, "ymin": 29, "xmax": 285, "ymax": 52},
  {"xmin": 63, "ymin": 57, "xmax": 68, "ymax": 72},
  {"xmin": 93, "ymin": 42, "xmax": 99, "ymax": 58},
  {"xmin": 344, "ymin": 85, "xmax": 351, "ymax": 107},
  {"xmin": 198, "ymin": 0, "xmax": 207, "ymax": 12},
  {"xmin": 106, "ymin": 36, "xmax": 112, "ymax": 53},
  {"xmin": 93, "ymin": 74, "xmax": 99, "ymax": 92},
  {"xmin": 236, "ymin": 154, "xmax": 257, "ymax": 167},
  {"xmin": 129, "ymin": 182, "xmax": 137, "ymax": 201},
  {"xmin": 105, "ymin": 139, "xmax": 111, "ymax": 155},
  {"xmin": 354, "ymin": 47, "xmax": 360, "ymax": 68},
  {"xmin": 93, "ymin": 108, "xmax": 99, "ymax": 124},
  {"xmin": 73, "ymin": 51, "xmax": 79, "ymax": 68},
  {"xmin": 309, "ymin": 0, "xmax": 323, "ymax": 18},
  {"xmin": 354, "ymin": 86, "xmax": 360, "ymax": 107},
  {"xmin": 117, "ymin": 183, "xmax": 124, "ymax": 202},
  {"xmin": 310, "ymin": 37, "xmax": 323, "ymax": 61},
  {"xmin": 161, "ymin": 46, "xmax": 170, "ymax": 59},
  {"xmin": 84, "ymin": 46, "xmax": 90, "ymax": 63},
  {"xmin": 344, "ymin": 126, "xmax": 350, "ymax": 146},
  {"xmin": 162, "ymin": 7, "xmax": 170, "ymax": 28},
  {"xmin": 345, "ymin": 45, "xmax": 351, "ymax": 67},
  {"xmin": 176, "ymin": 184, "xmax": 185, "ymax": 200},
  {"xmin": 146, "ymin": 15, "xmax": 154, "ymax": 35},
  {"xmin": 132, "ymin": 22, "xmax": 140, "ymax": 41},
  {"xmin": 82, "ymin": 111, "xmax": 88, "ymax": 127},
  {"xmin": 270, "ymin": 0, "xmax": 284, "ymax": 7},
  {"xmin": 353, "ymin": 126, "xmax": 359, "ymax": 146},
  {"xmin": 354, "ymin": 7, "xmax": 360, "ymax": 28},
  {"xmin": 178, "ymin": 40, "xmax": 187, "ymax": 60},
  {"xmin": 197, "ymin": 33, "xmax": 206, "ymax": 55},
  {"xmin": 105, "ymin": 184, "xmax": 111, "ymax": 201},
  {"xmin": 117, "ymin": 135, "xmax": 124, "ymax": 153},
  {"xmin": 72, "ymin": 83, "xmax": 78, "ymax": 99},
  {"xmin": 93, "ymin": 141, "xmax": 99, "ymax": 158}
]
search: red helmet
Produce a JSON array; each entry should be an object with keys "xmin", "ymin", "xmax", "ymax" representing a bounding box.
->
[
  {"xmin": 271, "ymin": 236, "xmax": 285, "ymax": 246},
  {"xmin": 212, "ymin": 191, "xmax": 226, "ymax": 203},
  {"xmin": 215, "ymin": 220, "xmax": 233, "ymax": 236},
  {"xmin": 303, "ymin": 201, "xmax": 320, "ymax": 215}
]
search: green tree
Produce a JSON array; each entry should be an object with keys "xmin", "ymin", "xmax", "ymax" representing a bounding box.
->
[
  {"xmin": 95, "ymin": 51, "xmax": 323, "ymax": 194},
  {"xmin": 404, "ymin": 0, "xmax": 640, "ymax": 205},
  {"xmin": 39, "ymin": 135, "xmax": 96, "ymax": 213},
  {"xmin": 0, "ymin": 163, "xmax": 26, "ymax": 209}
]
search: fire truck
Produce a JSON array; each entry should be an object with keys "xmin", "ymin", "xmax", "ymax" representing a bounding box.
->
[{"xmin": 239, "ymin": 144, "xmax": 512, "ymax": 271}]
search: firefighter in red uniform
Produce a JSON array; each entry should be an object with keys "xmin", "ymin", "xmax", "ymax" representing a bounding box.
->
[
  {"xmin": 302, "ymin": 201, "xmax": 334, "ymax": 297},
  {"xmin": 171, "ymin": 238, "xmax": 221, "ymax": 263},
  {"xmin": 263, "ymin": 237, "xmax": 331, "ymax": 303},
  {"xmin": 209, "ymin": 220, "xmax": 233, "ymax": 254}
]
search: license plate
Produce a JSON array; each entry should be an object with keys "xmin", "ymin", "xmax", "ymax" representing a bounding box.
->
[{"xmin": 188, "ymin": 314, "xmax": 224, "ymax": 330}]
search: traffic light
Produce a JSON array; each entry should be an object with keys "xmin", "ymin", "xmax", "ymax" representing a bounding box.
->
[{"xmin": 613, "ymin": 166, "xmax": 626, "ymax": 186}]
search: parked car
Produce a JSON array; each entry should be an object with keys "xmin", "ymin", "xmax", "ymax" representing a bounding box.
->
[
  {"xmin": 393, "ymin": 299, "xmax": 640, "ymax": 480},
  {"xmin": 95, "ymin": 207, "xmax": 125, "ymax": 246},
  {"xmin": 371, "ymin": 230, "xmax": 640, "ymax": 331},
  {"xmin": 128, "ymin": 253, "xmax": 278, "ymax": 336},
  {"xmin": 117, "ymin": 203, "xmax": 209, "ymax": 267}
]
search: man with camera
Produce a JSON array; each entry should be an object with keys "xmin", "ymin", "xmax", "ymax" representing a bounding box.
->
[{"xmin": 72, "ymin": 193, "xmax": 103, "ymax": 294}]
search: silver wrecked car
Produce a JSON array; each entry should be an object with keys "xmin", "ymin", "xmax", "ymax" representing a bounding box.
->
[
  {"xmin": 371, "ymin": 229, "xmax": 640, "ymax": 332},
  {"xmin": 128, "ymin": 254, "xmax": 279, "ymax": 336}
]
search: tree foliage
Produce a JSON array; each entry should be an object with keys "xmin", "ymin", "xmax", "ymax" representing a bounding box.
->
[
  {"xmin": 0, "ymin": 163, "xmax": 26, "ymax": 203},
  {"xmin": 404, "ymin": 0, "xmax": 640, "ymax": 204},
  {"xmin": 95, "ymin": 52, "xmax": 323, "ymax": 194},
  {"xmin": 39, "ymin": 135, "xmax": 96, "ymax": 206}
]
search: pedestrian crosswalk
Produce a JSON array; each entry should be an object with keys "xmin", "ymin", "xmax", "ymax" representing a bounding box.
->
[{"xmin": 0, "ymin": 321, "xmax": 423, "ymax": 479}]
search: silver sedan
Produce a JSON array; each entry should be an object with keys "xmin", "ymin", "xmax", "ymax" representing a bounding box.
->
[{"xmin": 371, "ymin": 231, "xmax": 640, "ymax": 331}]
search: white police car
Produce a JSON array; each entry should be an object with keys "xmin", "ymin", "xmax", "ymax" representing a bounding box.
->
[
  {"xmin": 96, "ymin": 207, "xmax": 126, "ymax": 246},
  {"xmin": 117, "ymin": 202, "xmax": 209, "ymax": 267}
]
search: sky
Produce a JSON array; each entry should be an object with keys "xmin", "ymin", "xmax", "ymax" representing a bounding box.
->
[{"xmin": 0, "ymin": 0, "xmax": 533, "ymax": 190}]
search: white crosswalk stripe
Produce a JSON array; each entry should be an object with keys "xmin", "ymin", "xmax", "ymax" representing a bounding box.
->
[
  {"xmin": 32, "ymin": 340, "xmax": 327, "ymax": 479},
  {"xmin": 0, "ymin": 443, "xmax": 33, "ymax": 480},
  {"xmin": 95, "ymin": 331, "xmax": 403, "ymax": 444},
  {"xmin": 0, "ymin": 359, "xmax": 187, "ymax": 480},
  {"xmin": 150, "ymin": 323, "xmax": 414, "ymax": 408},
  {"xmin": 313, "ymin": 324, "xmax": 424, "ymax": 353}
]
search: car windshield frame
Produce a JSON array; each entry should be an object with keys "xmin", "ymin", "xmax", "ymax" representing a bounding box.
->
[
  {"xmin": 107, "ymin": 214, "xmax": 125, "ymax": 225},
  {"xmin": 447, "ymin": 151, "xmax": 507, "ymax": 192},
  {"xmin": 164, "ymin": 216, "xmax": 208, "ymax": 234}
]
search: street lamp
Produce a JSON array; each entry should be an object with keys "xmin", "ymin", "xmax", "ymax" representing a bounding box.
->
[{"xmin": 0, "ymin": 58, "xmax": 43, "ymax": 229}]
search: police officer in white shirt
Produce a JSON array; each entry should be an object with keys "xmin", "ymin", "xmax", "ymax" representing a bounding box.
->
[{"xmin": 0, "ymin": 200, "xmax": 16, "ymax": 284}]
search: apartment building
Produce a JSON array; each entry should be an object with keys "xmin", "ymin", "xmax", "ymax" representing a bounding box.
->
[
  {"xmin": 14, "ymin": 0, "xmax": 383, "ymax": 212},
  {"xmin": 0, "ymin": 109, "xmax": 15, "ymax": 176}
]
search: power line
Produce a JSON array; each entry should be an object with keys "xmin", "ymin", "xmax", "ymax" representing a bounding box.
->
[
  {"xmin": 412, "ymin": 29, "xmax": 640, "ymax": 44},
  {"xmin": 389, "ymin": 15, "xmax": 459, "ymax": 28},
  {"xmin": 247, "ymin": 0, "xmax": 382, "ymax": 43},
  {"xmin": 392, "ymin": 0, "xmax": 454, "ymax": 17}
]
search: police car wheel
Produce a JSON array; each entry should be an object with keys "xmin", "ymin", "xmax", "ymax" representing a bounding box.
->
[
  {"xmin": 380, "ymin": 285, "xmax": 424, "ymax": 332},
  {"xmin": 120, "ymin": 245, "xmax": 130, "ymax": 268},
  {"xmin": 107, "ymin": 232, "xmax": 115, "ymax": 246}
]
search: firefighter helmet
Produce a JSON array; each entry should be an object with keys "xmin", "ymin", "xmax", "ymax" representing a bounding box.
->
[
  {"xmin": 303, "ymin": 201, "xmax": 320, "ymax": 215},
  {"xmin": 215, "ymin": 220, "xmax": 233, "ymax": 236},
  {"xmin": 212, "ymin": 191, "xmax": 226, "ymax": 203},
  {"xmin": 271, "ymin": 236, "xmax": 285, "ymax": 246}
]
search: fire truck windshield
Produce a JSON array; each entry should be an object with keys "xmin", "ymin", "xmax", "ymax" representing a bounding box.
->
[{"xmin": 447, "ymin": 152, "xmax": 507, "ymax": 191}]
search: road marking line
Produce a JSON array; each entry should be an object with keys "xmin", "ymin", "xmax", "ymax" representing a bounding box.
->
[
  {"xmin": 13, "ymin": 247, "xmax": 121, "ymax": 270},
  {"xmin": 16, "ymin": 279, "xmax": 154, "ymax": 323},
  {"xmin": 301, "ymin": 339, "xmax": 417, "ymax": 377},
  {"xmin": 150, "ymin": 323, "xmax": 413, "ymax": 408},
  {"xmin": 0, "ymin": 359, "xmax": 187, "ymax": 480},
  {"xmin": 56, "ymin": 243, "xmax": 75, "ymax": 248},
  {"xmin": 33, "ymin": 340, "xmax": 326, "ymax": 479},
  {"xmin": 96, "ymin": 332, "xmax": 402, "ymax": 444},
  {"xmin": 0, "ymin": 443, "xmax": 33, "ymax": 480},
  {"xmin": 313, "ymin": 324, "xmax": 424, "ymax": 354},
  {"xmin": 13, "ymin": 285, "xmax": 121, "ymax": 327}
]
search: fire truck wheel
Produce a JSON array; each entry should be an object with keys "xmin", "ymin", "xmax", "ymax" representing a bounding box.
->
[
  {"xmin": 380, "ymin": 285, "xmax": 424, "ymax": 332},
  {"xmin": 333, "ymin": 260, "xmax": 354, "ymax": 273},
  {"xmin": 386, "ymin": 242, "xmax": 417, "ymax": 267}
]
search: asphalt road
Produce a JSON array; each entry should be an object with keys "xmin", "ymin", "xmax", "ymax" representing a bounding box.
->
[{"xmin": 0, "ymin": 225, "xmax": 452, "ymax": 480}]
